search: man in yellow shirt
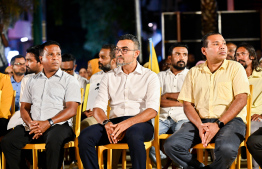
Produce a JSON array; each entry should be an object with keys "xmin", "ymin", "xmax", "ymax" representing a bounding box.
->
[
  {"xmin": 164, "ymin": 32, "xmax": 250, "ymax": 169},
  {"xmin": 236, "ymin": 43, "xmax": 262, "ymax": 169},
  {"xmin": 0, "ymin": 73, "xmax": 13, "ymax": 137}
]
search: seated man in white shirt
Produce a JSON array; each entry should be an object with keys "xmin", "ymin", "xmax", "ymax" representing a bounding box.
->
[
  {"xmin": 2, "ymin": 41, "xmax": 81, "ymax": 169},
  {"xmin": 78, "ymin": 34, "xmax": 160, "ymax": 169},
  {"xmin": 150, "ymin": 43, "xmax": 189, "ymax": 166},
  {"xmin": 81, "ymin": 44, "xmax": 117, "ymax": 129}
]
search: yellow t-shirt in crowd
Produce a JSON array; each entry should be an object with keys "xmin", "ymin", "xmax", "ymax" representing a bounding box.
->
[
  {"xmin": 0, "ymin": 73, "xmax": 13, "ymax": 119},
  {"xmin": 178, "ymin": 59, "xmax": 250, "ymax": 123},
  {"xmin": 248, "ymin": 69, "xmax": 262, "ymax": 115}
]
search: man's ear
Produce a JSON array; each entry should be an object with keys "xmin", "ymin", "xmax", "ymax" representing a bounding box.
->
[
  {"xmin": 74, "ymin": 64, "xmax": 77, "ymax": 71},
  {"xmin": 39, "ymin": 56, "xmax": 43, "ymax": 63},
  {"xmin": 168, "ymin": 55, "xmax": 171, "ymax": 60},
  {"xmin": 250, "ymin": 56, "xmax": 255, "ymax": 60},
  {"xmin": 134, "ymin": 50, "xmax": 140, "ymax": 59},
  {"xmin": 201, "ymin": 47, "xmax": 207, "ymax": 56}
]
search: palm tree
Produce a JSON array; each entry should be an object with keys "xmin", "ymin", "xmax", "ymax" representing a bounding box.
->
[{"xmin": 201, "ymin": 0, "xmax": 217, "ymax": 36}]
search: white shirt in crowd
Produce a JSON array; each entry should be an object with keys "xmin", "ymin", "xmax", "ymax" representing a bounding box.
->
[
  {"xmin": 158, "ymin": 68, "xmax": 189, "ymax": 122},
  {"xmin": 94, "ymin": 62, "xmax": 160, "ymax": 119}
]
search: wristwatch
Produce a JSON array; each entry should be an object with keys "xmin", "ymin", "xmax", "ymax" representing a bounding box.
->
[
  {"xmin": 48, "ymin": 118, "xmax": 55, "ymax": 127},
  {"xmin": 102, "ymin": 119, "xmax": 111, "ymax": 126},
  {"xmin": 215, "ymin": 120, "xmax": 224, "ymax": 128}
]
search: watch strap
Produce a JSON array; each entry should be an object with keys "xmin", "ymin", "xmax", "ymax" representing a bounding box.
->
[{"xmin": 48, "ymin": 118, "xmax": 55, "ymax": 127}]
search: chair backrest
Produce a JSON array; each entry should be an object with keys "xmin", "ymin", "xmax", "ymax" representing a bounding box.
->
[
  {"xmin": 75, "ymin": 88, "xmax": 84, "ymax": 137},
  {"xmin": 245, "ymin": 85, "xmax": 253, "ymax": 142},
  {"xmin": 82, "ymin": 84, "xmax": 90, "ymax": 112},
  {"xmin": 11, "ymin": 90, "xmax": 16, "ymax": 115}
]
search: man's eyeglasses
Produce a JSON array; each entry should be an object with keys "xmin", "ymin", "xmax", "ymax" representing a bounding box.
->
[
  {"xmin": 14, "ymin": 63, "xmax": 25, "ymax": 66},
  {"xmin": 114, "ymin": 48, "xmax": 137, "ymax": 54}
]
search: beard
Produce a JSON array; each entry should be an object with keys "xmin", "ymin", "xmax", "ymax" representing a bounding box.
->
[
  {"xmin": 238, "ymin": 60, "xmax": 248, "ymax": 69},
  {"xmin": 116, "ymin": 56, "xmax": 134, "ymax": 67},
  {"xmin": 172, "ymin": 60, "xmax": 186, "ymax": 70},
  {"xmin": 99, "ymin": 62, "xmax": 111, "ymax": 72}
]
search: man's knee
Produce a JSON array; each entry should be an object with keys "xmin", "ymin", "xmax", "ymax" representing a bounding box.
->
[
  {"xmin": 217, "ymin": 142, "xmax": 238, "ymax": 159},
  {"xmin": 164, "ymin": 136, "xmax": 183, "ymax": 156},
  {"xmin": 247, "ymin": 135, "xmax": 261, "ymax": 151}
]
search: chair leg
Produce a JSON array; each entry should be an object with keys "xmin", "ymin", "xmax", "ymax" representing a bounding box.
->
[
  {"xmin": 196, "ymin": 149, "xmax": 203, "ymax": 163},
  {"xmin": 236, "ymin": 148, "xmax": 241, "ymax": 169},
  {"xmin": 32, "ymin": 149, "xmax": 38, "ymax": 169},
  {"xmin": 154, "ymin": 143, "xmax": 162, "ymax": 169},
  {"xmin": 97, "ymin": 147, "xmax": 105, "ymax": 169},
  {"xmin": 107, "ymin": 149, "xmax": 112, "ymax": 169},
  {"xmin": 1, "ymin": 152, "xmax": 5, "ymax": 169},
  {"xmin": 75, "ymin": 146, "xmax": 83, "ymax": 169},
  {"xmin": 146, "ymin": 148, "xmax": 152, "ymax": 169},
  {"xmin": 204, "ymin": 150, "xmax": 208, "ymax": 165},
  {"xmin": 122, "ymin": 150, "xmax": 126, "ymax": 169},
  {"xmin": 245, "ymin": 146, "xmax": 252, "ymax": 169}
]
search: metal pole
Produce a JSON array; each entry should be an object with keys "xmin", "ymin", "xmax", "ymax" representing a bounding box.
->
[{"xmin": 135, "ymin": 0, "xmax": 142, "ymax": 63}]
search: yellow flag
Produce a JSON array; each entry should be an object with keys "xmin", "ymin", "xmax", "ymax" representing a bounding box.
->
[{"xmin": 148, "ymin": 39, "xmax": 160, "ymax": 74}]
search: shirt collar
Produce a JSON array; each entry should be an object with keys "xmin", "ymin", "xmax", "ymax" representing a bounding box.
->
[
  {"xmin": 11, "ymin": 76, "xmax": 16, "ymax": 83},
  {"xmin": 201, "ymin": 59, "xmax": 228, "ymax": 73},
  {"xmin": 166, "ymin": 68, "xmax": 188, "ymax": 75},
  {"xmin": 115, "ymin": 61, "xmax": 142, "ymax": 75},
  {"xmin": 39, "ymin": 68, "xmax": 63, "ymax": 78},
  {"xmin": 249, "ymin": 69, "xmax": 262, "ymax": 78}
]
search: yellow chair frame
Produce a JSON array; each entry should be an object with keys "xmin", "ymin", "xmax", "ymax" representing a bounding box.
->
[
  {"xmin": 2, "ymin": 88, "xmax": 84, "ymax": 169},
  {"xmin": 193, "ymin": 85, "xmax": 253, "ymax": 169}
]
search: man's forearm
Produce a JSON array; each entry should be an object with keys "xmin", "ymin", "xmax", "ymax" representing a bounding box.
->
[
  {"xmin": 93, "ymin": 107, "xmax": 109, "ymax": 124},
  {"xmin": 183, "ymin": 101, "xmax": 202, "ymax": 128},
  {"xmin": 20, "ymin": 107, "xmax": 33, "ymax": 126},
  {"xmin": 124, "ymin": 108, "xmax": 157, "ymax": 127},
  {"xmin": 161, "ymin": 99, "xmax": 182, "ymax": 107},
  {"xmin": 51, "ymin": 102, "xmax": 78, "ymax": 124},
  {"xmin": 219, "ymin": 93, "xmax": 247, "ymax": 125}
]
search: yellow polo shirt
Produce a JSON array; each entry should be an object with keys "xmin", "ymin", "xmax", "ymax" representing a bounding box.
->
[
  {"xmin": 178, "ymin": 60, "xmax": 250, "ymax": 122},
  {"xmin": 0, "ymin": 73, "xmax": 13, "ymax": 119},
  {"xmin": 248, "ymin": 69, "xmax": 262, "ymax": 115}
]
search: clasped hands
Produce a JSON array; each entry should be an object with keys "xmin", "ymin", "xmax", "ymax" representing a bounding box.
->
[
  {"xmin": 104, "ymin": 120, "xmax": 131, "ymax": 144},
  {"xmin": 28, "ymin": 120, "xmax": 51, "ymax": 139},
  {"xmin": 199, "ymin": 122, "xmax": 220, "ymax": 147}
]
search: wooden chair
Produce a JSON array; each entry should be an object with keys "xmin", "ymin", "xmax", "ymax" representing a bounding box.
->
[
  {"xmin": 82, "ymin": 83, "xmax": 90, "ymax": 112},
  {"xmin": 193, "ymin": 85, "xmax": 253, "ymax": 169},
  {"xmin": 97, "ymin": 103, "xmax": 162, "ymax": 169},
  {"xmin": 2, "ymin": 88, "xmax": 84, "ymax": 169}
]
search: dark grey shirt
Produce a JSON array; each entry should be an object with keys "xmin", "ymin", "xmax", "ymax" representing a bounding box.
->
[{"xmin": 21, "ymin": 68, "xmax": 81, "ymax": 127}]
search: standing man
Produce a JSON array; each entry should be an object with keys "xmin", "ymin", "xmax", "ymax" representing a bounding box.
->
[
  {"xmin": 2, "ymin": 41, "xmax": 81, "ymax": 169},
  {"xmin": 150, "ymin": 43, "xmax": 189, "ymax": 165},
  {"xmin": 61, "ymin": 53, "xmax": 89, "ymax": 94},
  {"xmin": 235, "ymin": 43, "xmax": 262, "ymax": 169},
  {"xmin": 10, "ymin": 55, "xmax": 26, "ymax": 111},
  {"xmin": 164, "ymin": 32, "xmax": 250, "ymax": 169},
  {"xmin": 79, "ymin": 34, "xmax": 160, "ymax": 169},
  {"xmin": 226, "ymin": 42, "xmax": 237, "ymax": 60},
  {"xmin": 81, "ymin": 44, "xmax": 116, "ymax": 129}
]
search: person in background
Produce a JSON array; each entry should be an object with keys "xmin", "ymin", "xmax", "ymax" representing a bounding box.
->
[
  {"xmin": 4, "ymin": 66, "xmax": 13, "ymax": 77},
  {"xmin": 0, "ymin": 73, "xmax": 13, "ymax": 138},
  {"xmin": 226, "ymin": 42, "xmax": 237, "ymax": 60},
  {"xmin": 235, "ymin": 43, "xmax": 262, "ymax": 169},
  {"xmin": 0, "ymin": 23, "xmax": 8, "ymax": 66},
  {"xmin": 86, "ymin": 58, "xmax": 101, "ymax": 80},
  {"xmin": 79, "ymin": 67, "xmax": 88, "ymax": 79},
  {"xmin": 10, "ymin": 55, "xmax": 26, "ymax": 111},
  {"xmin": 159, "ymin": 57, "xmax": 172, "ymax": 71}
]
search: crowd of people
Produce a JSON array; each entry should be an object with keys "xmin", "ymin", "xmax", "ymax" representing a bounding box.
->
[{"xmin": 0, "ymin": 32, "xmax": 262, "ymax": 169}]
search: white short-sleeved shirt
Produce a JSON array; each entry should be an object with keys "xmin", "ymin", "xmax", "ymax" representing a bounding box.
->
[
  {"xmin": 94, "ymin": 62, "xmax": 160, "ymax": 119},
  {"xmin": 21, "ymin": 69, "xmax": 81, "ymax": 127},
  {"xmin": 158, "ymin": 68, "xmax": 189, "ymax": 122}
]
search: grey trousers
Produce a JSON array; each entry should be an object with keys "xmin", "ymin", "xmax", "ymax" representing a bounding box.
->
[{"xmin": 164, "ymin": 118, "xmax": 246, "ymax": 169}]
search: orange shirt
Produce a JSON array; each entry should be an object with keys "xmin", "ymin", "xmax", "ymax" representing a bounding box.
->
[{"xmin": 0, "ymin": 73, "xmax": 13, "ymax": 119}]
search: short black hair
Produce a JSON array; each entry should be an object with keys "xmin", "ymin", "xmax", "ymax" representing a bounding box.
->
[
  {"xmin": 62, "ymin": 53, "xmax": 76, "ymax": 65},
  {"xmin": 39, "ymin": 40, "xmax": 61, "ymax": 56},
  {"xmin": 201, "ymin": 32, "xmax": 222, "ymax": 48},
  {"xmin": 236, "ymin": 43, "xmax": 260, "ymax": 72},
  {"xmin": 118, "ymin": 34, "xmax": 140, "ymax": 50},
  {"xmin": 10, "ymin": 55, "xmax": 25, "ymax": 65},
  {"xmin": 101, "ymin": 44, "xmax": 116, "ymax": 59},
  {"xmin": 26, "ymin": 45, "xmax": 40, "ymax": 62},
  {"xmin": 168, "ymin": 43, "xmax": 189, "ymax": 56}
]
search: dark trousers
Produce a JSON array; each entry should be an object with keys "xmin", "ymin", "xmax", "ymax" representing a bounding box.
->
[
  {"xmin": 1, "ymin": 123, "xmax": 75, "ymax": 169},
  {"xmin": 78, "ymin": 116, "xmax": 154, "ymax": 169},
  {"xmin": 247, "ymin": 127, "xmax": 262, "ymax": 167},
  {"xmin": 164, "ymin": 118, "xmax": 246, "ymax": 169},
  {"xmin": 0, "ymin": 118, "xmax": 9, "ymax": 137}
]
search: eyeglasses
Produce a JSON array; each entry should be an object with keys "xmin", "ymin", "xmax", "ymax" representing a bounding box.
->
[
  {"xmin": 235, "ymin": 52, "xmax": 249, "ymax": 57},
  {"xmin": 114, "ymin": 48, "xmax": 137, "ymax": 54},
  {"xmin": 14, "ymin": 63, "xmax": 25, "ymax": 66}
]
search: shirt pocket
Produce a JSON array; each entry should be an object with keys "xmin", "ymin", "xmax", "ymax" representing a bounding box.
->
[{"xmin": 217, "ymin": 82, "xmax": 233, "ymax": 101}]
